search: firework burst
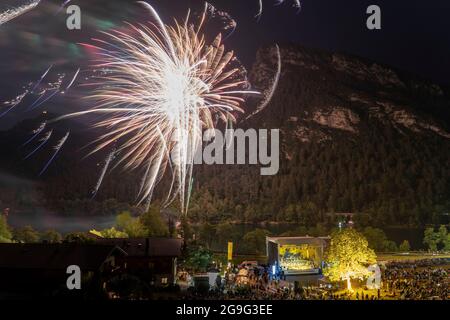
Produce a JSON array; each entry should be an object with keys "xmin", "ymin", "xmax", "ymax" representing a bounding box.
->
[{"xmin": 57, "ymin": 2, "xmax": 257, "ymax": 214}]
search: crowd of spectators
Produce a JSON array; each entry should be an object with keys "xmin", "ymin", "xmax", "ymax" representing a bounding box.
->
[{"xmin": 183, "ymin": 258, "xmax": 449, "ymax": 300}]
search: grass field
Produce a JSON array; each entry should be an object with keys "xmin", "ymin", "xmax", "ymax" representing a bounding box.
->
[{"xmin": 377, "ymin": 252, "xmax": 450, "ymax": 262}]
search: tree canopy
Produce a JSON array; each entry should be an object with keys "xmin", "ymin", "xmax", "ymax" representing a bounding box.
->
[
  {"xmin": 0, "ymin": 215, "xmax": 12, "ymax": 243},
  {"xmin": 324, "ymin": 228, "xmax": 377, "ymax": 291}
]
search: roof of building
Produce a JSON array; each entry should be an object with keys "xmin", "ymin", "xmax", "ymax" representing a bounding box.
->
[
  {"xmin": 94, "ymin": 238, "xmax": 183, "ymax": 257},
  {"xmin": 0, "ymin": 243, "xmax": 126, "ymax": 270},
  {"xmin": 267, "ymin": 236, "xmax": 330, "ymax": 246}
]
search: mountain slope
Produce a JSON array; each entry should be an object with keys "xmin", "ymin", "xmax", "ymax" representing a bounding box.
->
[
  {"xmin": 1, "ymin": 45, "xmax": 449, "ymax": 226},
  {"xmin": 188, "ymin": 45, "xmax": 450, "ymax": 226}
]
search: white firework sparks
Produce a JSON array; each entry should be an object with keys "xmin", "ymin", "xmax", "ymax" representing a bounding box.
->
[
  {"xmin": 64, "ymin": 68, "xmax": 80, "ymax": 92},
  {"xmin": 24, "ymin": 129, "xmax": 52, "ymax": 160},
  {"xmin": 0, "ymin": 0, "xmax": 40, "ymax": 26},
  {"xmin": 258, "ymin": 0, "xmax": 302, "ymax": 19},
  {"xmin": 256, "ymin": 0, "xmax": 263, "ymax": 19},
  {"xmin": 91, "ymin": 149, "xmax": 116, "ymax": 198},
  {"xmin": 1, "ymin": 91, "xmax": 28, "ymax": 117},
  {"xmin": 39, "ymin": 131, "xmax": 70, "ymax": 176},
  {"xmin": 22, "ymin": 121, "xmax": 46, "ymax": 146},
  {"xmin": 27, "ymin": 71, "xmax": 65, "ymax": 111},
  {"xmin": 206, "ymin": 2, "xmax": 237, "ymax": 39},
  {"xmin": 56, "ymin": 2, "xmax": 258, "ymax": 214}
]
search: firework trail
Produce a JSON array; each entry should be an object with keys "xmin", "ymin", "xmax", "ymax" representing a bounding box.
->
[
  {"xmin": 258, "ymin": 0, "xmax": 302, "ymax": 19},
  {"xmin": 293, "ymin": 0, "xmax": 302, "ymax": 11},
  {"xmin": 24, "ymin": 130, "xmax": 52, "ymax": 160},
  {"xmin": 276, "ymin": 0, "xmax": 302, "ymax": 10},
  {"xmin": 0, "ymin": 65, "xmax": 60, "ymax": 117},
  {"xmin": 206, "ymin": 2, "xmax": 237, "ymax": 39},
  {"xmin": 30, "ymin": 65, "xmax": 53, "ymax": 93},
  {"xmin": 39, "ymin": 131, "xmax": 70, "ymax": 176},
  {"xmin": 91, "ymin": 149, "xmax": 116, "ymax": 198},
  {"xmin": 21, "ymin": 122, "xmax": 46, "ymax": 147},
  {"xmin": 0, "ymin": 0, "xmax": 40, "ymax": 26},
  {"xmin": 64, "ymin": 68, "xmax": 80, "ymax": 92},
  {"xmin": 246, "ymin": 45, "xmax": 281, "ymax": 120},
  {"xmin": 27, "ymin": 73, "xmax": 64, "ymax": 111},
  {"xmin": 55, "ymin": 0, "xmax": 72, "ymax": 15},
  {"xmin": 256, "ymin": 0, "xmax": 263, "ymax": 20},
  {"xmin": 28, "ymin": 89, "xmax": 59, "ymax": 111},
  {"xmin": 55, "ymin": 2, "xmax": 257, "ymax": 213},
  {"xmin": 185, "ymin": 176, "xmax": 194, "ymax": 215},
  {"xmin": 0, "ymin": 91, "xmax": 28, "ymax": 117}
]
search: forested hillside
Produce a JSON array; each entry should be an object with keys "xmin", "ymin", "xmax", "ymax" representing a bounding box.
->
[{"xmin": 1, "ymin": 45, "xmax": 449, "ymax": 227}]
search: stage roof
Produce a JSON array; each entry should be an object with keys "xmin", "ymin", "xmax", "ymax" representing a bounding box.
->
[{"xmin": 267, "ymin": 236, "xmax": 329, "ymax": 247}]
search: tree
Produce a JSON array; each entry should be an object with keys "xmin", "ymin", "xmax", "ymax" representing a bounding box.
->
[
  {"xmin": 438, "ymin": 225, "xmax": 448, "ymax": 250},
  {"xmin": 64, "ymin": 232, "xmax": 94, "ymax": 243},
  {"xmin": 184, "ymin": 246, "xmax": 213, "ymax": 273},
  {"xmin": 41, "ymin": 229, "xmax": 62, "ymax": 243},
  {"xmin": 139, "ymin": 206, "xmax": 169, "ymax": 237},
  {"xmin": 308, "ymin": 223, "xmax": 329, "ymax": 237},
  {"xmin": 0, "ymin": 215, "xmax": 12, "ymax": 243},
  {"xmin": 179, "ymin": 216, "xmax": 193, "ymax": 242},
  {"xmin": 399, "ymin": 240, "xmax": 411, "ymax": 252},
  {"xmin": 242, "ymin": 229, "xmax": 271, "ymax": 255},
  {"xmin": 13, "ymin": 225, "xmax": 40, "ymax": 243},
  {"xmin": 116, "ymin": 211, "xmax": 134, "ymax": 230},
  {"xmin": 423, "ymin": 227, "xmax": 440, "ymax": 251},
  {"xmin": 198, "ymin": 223, "xmax": 216, "ymax": 249},
  {"xmin": 115, "ymin": 211, "xmax": 147, "ymax": 237},
  {"xmin": 280, "ymin": 226, "xmax": 308, "ymax": 237},
  {"xmin": 324, "ymin": 228, "xmax": 376, "ymax": 291},
  {"xmin": 444, "ymin": 234, "xmax": 450, "ymax": 252},
  {"xmin": 216, "ymin": 222, "xmax": 238, "ymax": 247},
  {"xmin": 362, "ymin": 227, "xmax": 388, "ymax": 252},
  {"xmin": 382, "ymin": 240, "xmax": 398, "ymax": 252}
]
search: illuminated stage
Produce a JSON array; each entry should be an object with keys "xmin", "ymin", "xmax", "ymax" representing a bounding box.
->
[{"xmin": 266, "ymin": 236, "xmax": 329, "ymax": 275}]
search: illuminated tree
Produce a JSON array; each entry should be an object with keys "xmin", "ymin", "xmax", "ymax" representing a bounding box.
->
[
  {"xmin": 139, "ymin": 206, "xmax": 169, "ymax": 237},
  {"xmin": 324, "ymin": 228, "xmax": 376, "ymax": 291},
  {"xmin": 0, "ymin": 215, "xmax": 12, "ymax": 243},
  {"xmin": 115, "ymin": 211, "xmax": 147, "ymax": 237},
  {"xmin": 90, "ymin": 227, "xmax": 128, "ymax": 238}
]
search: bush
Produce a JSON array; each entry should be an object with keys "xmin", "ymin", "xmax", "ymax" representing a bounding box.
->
[
  {"xmin": 184, "ymin": 246, "xmax": 213, "ymax": 273},
  {"xmin": 399, "ymin": 240, "xmax": 411, "ymax": 252},
  {"xmin": 0, "ymin": 215, "xmax": 12, "ymax": 242},
  {"xmin": 41, "ymin": 229, "xmax": 63, "ymax": 243},
  {"xmin": 242, "ymin": 229, "xmax": 271, "ymax": 255},
  {"xmin": 13, "ymin": 225, "xmax": 40, "ymax": 243}
]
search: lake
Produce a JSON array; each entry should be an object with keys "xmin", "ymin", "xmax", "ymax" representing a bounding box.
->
[
  {"xmin": 6, "ymin": 212, "xmax": 426, "ymax": 249},
  {"xmin": 7, "ymin": 210, "xmax": 116, "ymax": 234}
]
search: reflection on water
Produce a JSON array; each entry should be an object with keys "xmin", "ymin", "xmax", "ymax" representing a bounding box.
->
[
  {"xmin": 7, "ymin": 210, "xmax": 115, "ymax": 234},
  {"xmin": 384, "ymin": 227, "xmax": 425, "ymax": 250}
]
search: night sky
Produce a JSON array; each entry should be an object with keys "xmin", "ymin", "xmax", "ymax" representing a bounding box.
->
[{"xmin": 1, "ymin": 0, "xmax": 450, "ymax": 128}]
